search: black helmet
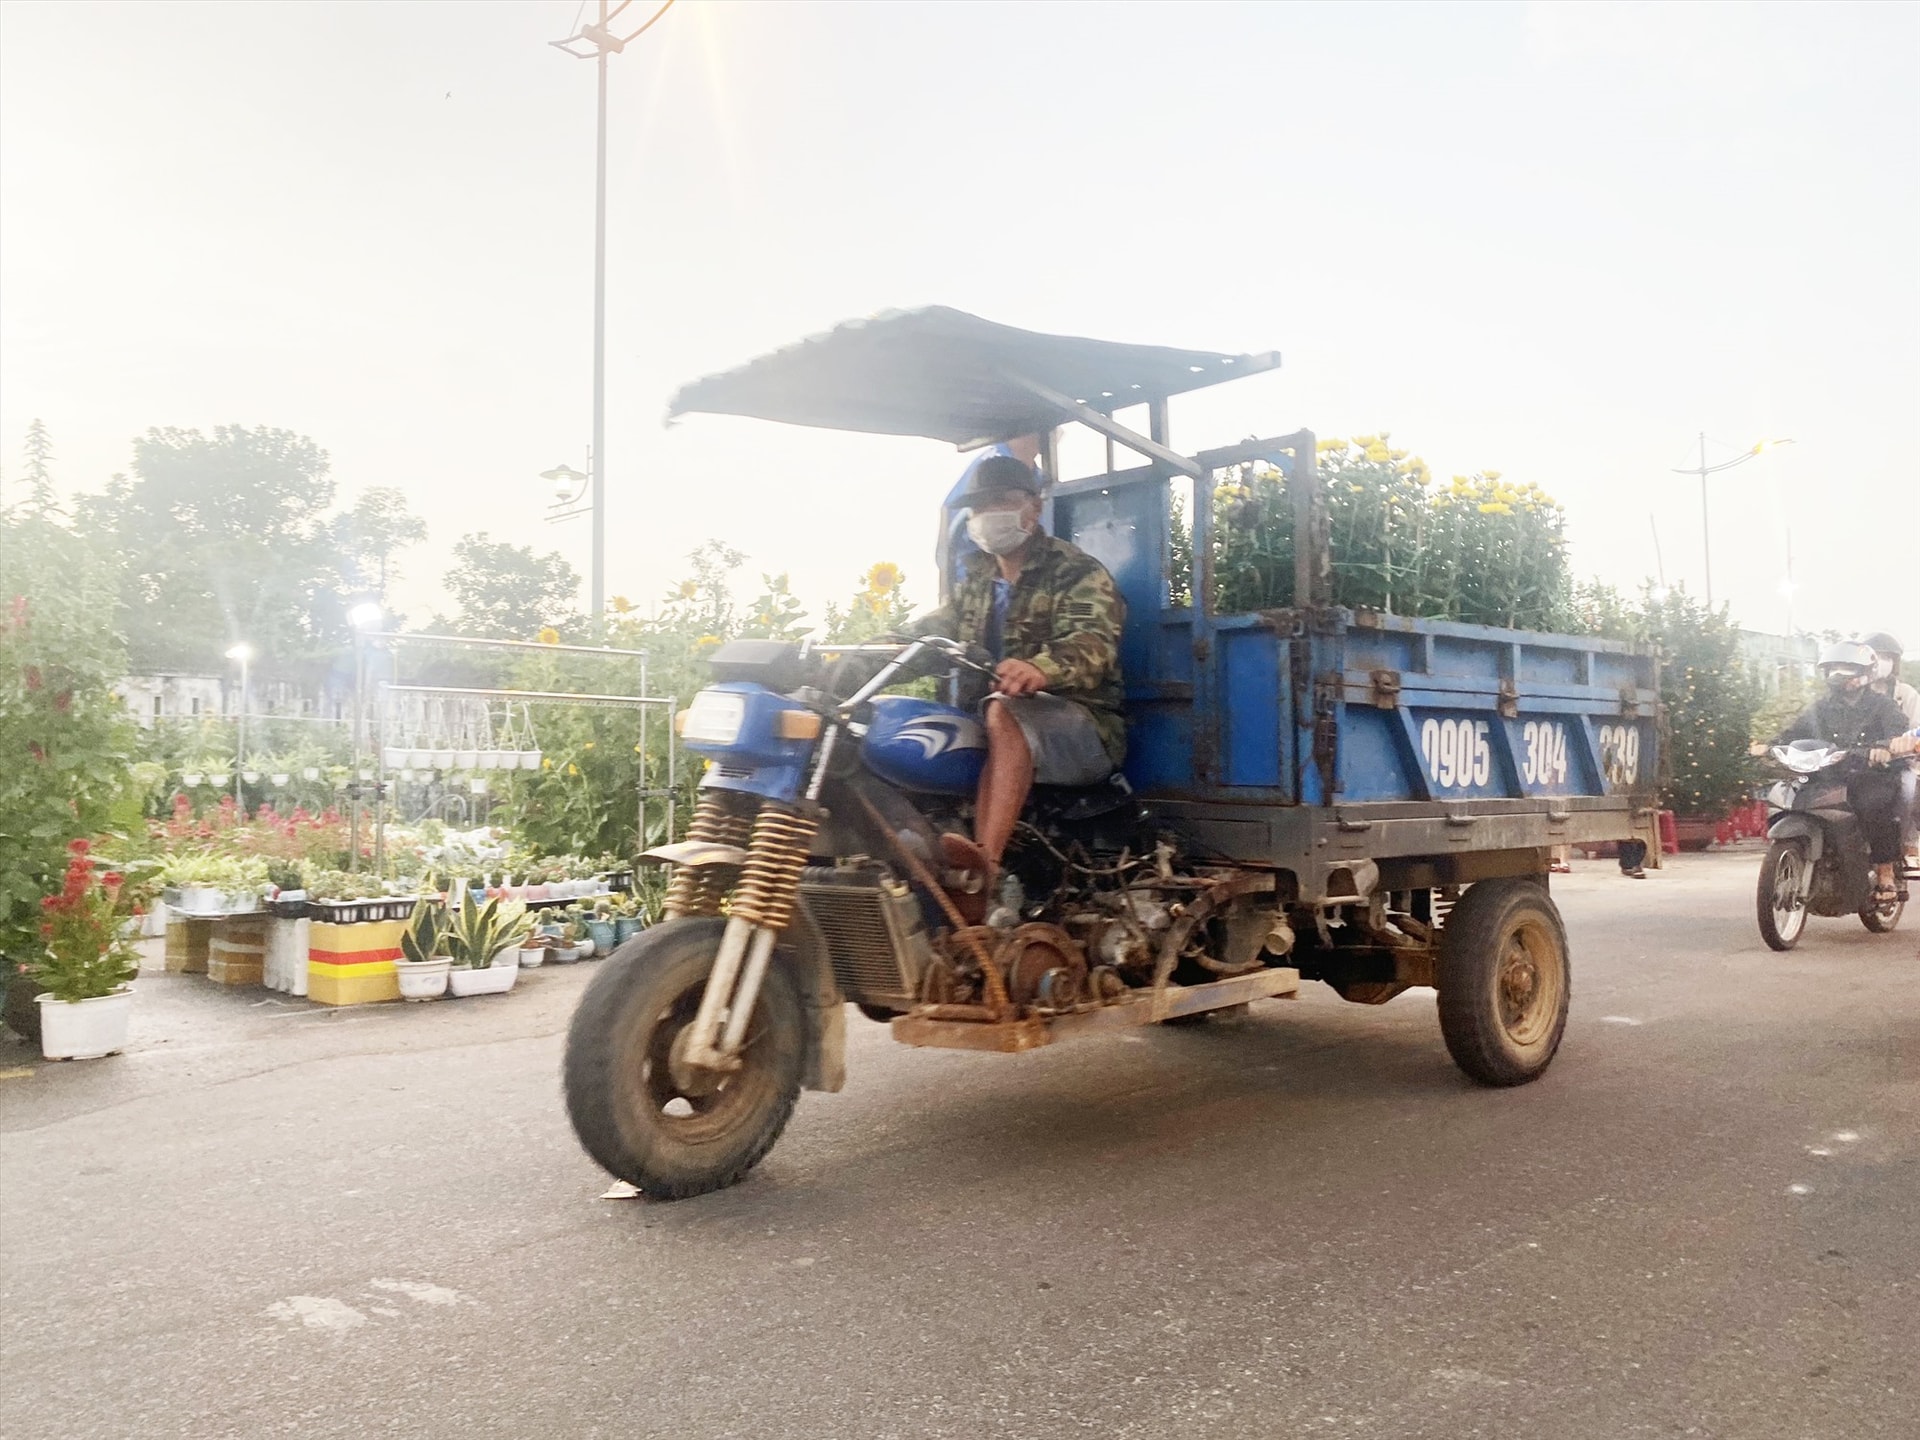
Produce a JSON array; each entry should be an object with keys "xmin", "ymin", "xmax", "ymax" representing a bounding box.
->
[{"xmin": 1862, "ymin": 631, "xmax": 1903, "ymax": 657}]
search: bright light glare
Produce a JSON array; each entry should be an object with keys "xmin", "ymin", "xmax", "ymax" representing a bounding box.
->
[
  {"xmin": 225, "ymin": 642, "xmax": 254, "ymax": 662},
  {"xmin": 348, "ymin": 602, "xmax": 384, "ymax": 630},
  {"xmin": 1777, "ymin": 578, "xmax": 1798, "ymax": 598}
]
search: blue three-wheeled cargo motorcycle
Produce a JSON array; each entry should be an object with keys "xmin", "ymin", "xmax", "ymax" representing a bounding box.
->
[{"xmin": 563, "ymin": 309, "xmax": 1661, "ymax": 1198}]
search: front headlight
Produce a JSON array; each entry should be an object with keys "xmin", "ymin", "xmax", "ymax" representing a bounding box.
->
[{"xmin": 682, "ymin": 688, "xmax": 748, "ymax": 746}]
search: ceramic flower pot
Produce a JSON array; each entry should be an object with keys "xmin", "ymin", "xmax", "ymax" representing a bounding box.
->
[
  {"xmin": 586, "ymin": 920, "xmax": 617, "ymax": 953},
  {"xmin": 37, "ymin": 986, "xmax": 134, "ymax": 1060},
  {"xmin": 614, "ymin": 918, "xmax": 643, "ymax": 944},
  {"xmin": 447, "ymin": 954, "xmax": 519, "ymax": 997},
  {"xmin": 549, "ymin": 944, "xmax": 583, "ymax": 965},
  {"xmin": 518, "ymin": 943, "xmax": 549, "ymax": 970},
  {"xmin": 395, "ymin": 956, "xmax": 452, "ymax": 1001}
]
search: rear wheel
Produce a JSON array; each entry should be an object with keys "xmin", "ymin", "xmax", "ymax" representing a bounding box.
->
[
  {"xmin": 1756, "ymin": 840, "xmax": 1809, "ymax": 951},
  {"xmin": 1859, "ymin": 889, "xmax": 1904, "ymax": 934},
  {"xmin": 564, "ymin": 917, "xmax": 804, "ymax": 1200},
  {"xmin": 1436, "ymin": 878, "xmax": 1569, "ymax": 1087}
]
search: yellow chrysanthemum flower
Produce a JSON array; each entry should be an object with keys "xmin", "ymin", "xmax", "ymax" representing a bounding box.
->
[
  {"xmin": 1482, "ymin": 469, "xmax": 1502, "ymax": 482},
  {"xmin": 695, "ymin": 633, "xmax": 722, "ymax": 649},
  {"xmin": 1315, "ymin": 437, "xmax": 1346, "ymax": 453},
  {"xmin": 1478, "ymin": 501, "xmax": 1513, "ymax": 515},
  {"xmin": 1364, "ymin": 443, "xmax": 1390, "ymax": 463}
]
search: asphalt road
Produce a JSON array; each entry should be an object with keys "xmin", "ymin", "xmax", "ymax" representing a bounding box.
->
[{"xmin": 3, "ymin": 850, "xmax": 1916, "ymax": 1439}]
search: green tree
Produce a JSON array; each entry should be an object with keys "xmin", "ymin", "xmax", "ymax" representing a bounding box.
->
[
  {"xmin": 16, "ymin": 419, "xmax": 57, "ymax": 517},
  {"xmin": 327, "ymin": 486, "xmax": 427, "ymax": 606},
  {"xmin": 76, "ymin": 426, "xmax": 336, "ymax": 675},
  {"xmin": 0, "ymin": 509, "xmax": 138, "ymax": 977},
  {"xmin": 1641, "ymin": 587, "xmax": 1761, "ymax": 816},
  {"xmin": 433, "ymin": 534, "xmax": 582, "ymax": 639}
]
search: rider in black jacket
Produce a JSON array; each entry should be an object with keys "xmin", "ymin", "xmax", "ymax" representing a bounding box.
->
[{"xmin": 1757, "ymin": 640, "xmax": 1910, "ymax": 900}]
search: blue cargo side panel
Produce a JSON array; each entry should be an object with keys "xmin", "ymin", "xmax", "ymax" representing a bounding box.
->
[{"xmin": 1219, "ymin": 627, "xmax": 1286, "ymax": 788}]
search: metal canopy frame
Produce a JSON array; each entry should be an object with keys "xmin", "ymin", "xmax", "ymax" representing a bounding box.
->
[{"xmin": 350, "ymin": 632, "xmax": 678, "ymax": 875}]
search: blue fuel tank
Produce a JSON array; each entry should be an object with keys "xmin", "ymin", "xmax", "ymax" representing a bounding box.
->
[{"xmin": 860, "ymin": 696, "xmax": 987, "ymax": 795}]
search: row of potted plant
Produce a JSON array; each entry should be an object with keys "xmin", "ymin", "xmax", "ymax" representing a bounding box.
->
[
  {"xmin": 156, "ymin": 853, "xmax": 272, "ymax": 916},
  {"xmin": 395, "ymin": 894, "xmax": 534, "ymax": 1000},
  {"xmin": 381, "ymin": 746, "xmax": 544, "ymax": 772}
]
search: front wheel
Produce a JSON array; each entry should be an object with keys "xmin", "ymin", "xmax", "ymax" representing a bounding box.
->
[
  {"xmin": 564, "ymin": 917, "xmax": 805, "ymax": 1200},
  {"xmin": 1756, "ymin": 839, "xmax": 1810, "ymax": 951},
  {"xmin": 1436, "ymin": 878, "xmax": 1570, "ymax": 1087}
]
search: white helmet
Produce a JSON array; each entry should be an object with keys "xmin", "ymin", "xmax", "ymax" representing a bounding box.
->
[{"xmin": 1817, "ymin": 640, "xmax": 1876, "ymax": 684}]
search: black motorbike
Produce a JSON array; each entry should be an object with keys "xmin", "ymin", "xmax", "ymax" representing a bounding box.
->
[{"xmin": 1756, "ymin": 740, "xmax": 1905, "ymax": 950}]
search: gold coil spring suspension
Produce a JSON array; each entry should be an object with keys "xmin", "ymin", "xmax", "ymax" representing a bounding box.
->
[
  {"xmin": 663, "ymin": 792, "xmax": 758, "ymax": 919},
  {"xmin": 728, "ymin": 803, "xmax": 821, "ymax": 931}
]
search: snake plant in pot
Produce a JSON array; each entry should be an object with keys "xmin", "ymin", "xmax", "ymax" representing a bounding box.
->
[
  {"xmin": 395, "ymin": 900, "xmax": 451, "ymax": 1001},
  {"xmin": 445, "ymin": 891, "xmax": 531, "ymax": 997}
]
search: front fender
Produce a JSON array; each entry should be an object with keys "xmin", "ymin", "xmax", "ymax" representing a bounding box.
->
[{"xmin": 1768, "ymin": 813, "xmax": 1825, "ymax": 862}]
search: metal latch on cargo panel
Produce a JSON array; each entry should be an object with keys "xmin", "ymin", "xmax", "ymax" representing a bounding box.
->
[
  {"xmin": 1369, "ymin": 669, "xmax": 1401, "ymax": 709},
  {"xmin": 1497, "ymin": 677, "xmax": 1519, "ymax": 719}
]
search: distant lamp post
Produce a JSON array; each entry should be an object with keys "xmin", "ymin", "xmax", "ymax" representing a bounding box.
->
[
  {"xmin": 1672, "ymin": 434, "xmax": 1794, "ymax": 609},
  {"xmin": 345, "ymin": 604, "xmax": 382, "ymax": 872},
  {"xmin": 224, "ymin": 643, "xmax": 253, "ymax": 809}
]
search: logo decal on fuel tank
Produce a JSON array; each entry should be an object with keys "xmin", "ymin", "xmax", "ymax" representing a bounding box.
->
[{"xmin": 893, "ymin": 716, "xmax": 982, "ymax": 758}]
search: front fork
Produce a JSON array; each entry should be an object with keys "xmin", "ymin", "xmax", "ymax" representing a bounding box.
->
[{"xmin": 668, "ymin": 730, "xmax": 837, "ymax": 1076}]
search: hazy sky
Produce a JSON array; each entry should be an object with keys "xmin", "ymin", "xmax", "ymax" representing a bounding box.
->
[{"xmin": 3, "ymin": 0, "xmax": 1915, "ymax": 644}]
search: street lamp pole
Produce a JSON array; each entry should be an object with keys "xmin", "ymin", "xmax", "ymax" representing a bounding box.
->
[
  {"xmin": 1671, "ymin": 434, "xmax": 1794, "ymax": 610},
  {"xmin": 590, "ymin": 0, "xmax": 608, "ymax": 628},
  {"xmin": 552, "ymin": 0, "xmax": 677, "ymax": 633},
  {"xmin": 225, "ymin": 643, "xmax": 253, "ymax": 811}
]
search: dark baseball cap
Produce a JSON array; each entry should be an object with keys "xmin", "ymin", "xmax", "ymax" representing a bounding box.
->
[{"xmin": 959, "ymin": 454, "xmax": 1043, "ymax": 503}]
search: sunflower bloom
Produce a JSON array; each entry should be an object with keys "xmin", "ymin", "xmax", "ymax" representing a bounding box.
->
[{"xmin": 536, "ymin": 627, "xmax": 560, "ymax": 645}]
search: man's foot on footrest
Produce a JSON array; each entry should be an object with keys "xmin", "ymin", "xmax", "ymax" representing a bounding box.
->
[{"xmin": 938, "ymin": 832, "xmax": 993, "ymax": 927}]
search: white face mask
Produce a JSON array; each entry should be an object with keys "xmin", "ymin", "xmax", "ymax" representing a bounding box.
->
[
  {"xmin": 967, "ymin": 508, "xmax": 1032, "ymax": 556},
  {"xmin": 1872, "ymin": 656, "xmax": 1894, "ymax": 682}
]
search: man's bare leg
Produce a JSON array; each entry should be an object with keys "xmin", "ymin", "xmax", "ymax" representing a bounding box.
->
[{"xmin": 975, "ymin": 700, "xmax": 1034, "ymax": 869}]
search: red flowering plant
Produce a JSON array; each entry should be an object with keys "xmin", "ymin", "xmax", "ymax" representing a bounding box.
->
[{"xmin": 23, "ymin": 841, "xmax": 140, "ymax": 1005}]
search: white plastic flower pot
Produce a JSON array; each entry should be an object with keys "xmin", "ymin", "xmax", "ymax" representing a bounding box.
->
[
  {"xmin": 447, "ymin": 954, "xmax": 519, "ymax": 997},
  {"xmin": 208, "ymin": 773, "xmax": 230, "ymax": 788},
  {"xmin": 469, "ymin": 779, "xmax": 489, "ymax": 796},
  {"xmin": 518, "ymin": 944, "xmax": 548, "ymax": 969},
  {"xmin": 242, "ymin": 770, "xmax": 260, "ymax": 784},
  {"xmin": 182, "ymin": 772, "xmax": 204, "ymax": 788},
  {"xmin": 519, "ymin": 750, "xmax": 542, "ymax": 771},
  {"xmin": 38, "ymin": 987, "xmax": 134, "ymax": 1060},
  {"xmin": 454, "ymin": 749, "xmax": 478, "ymax": 769},
  {"xmin": 408, "ymin": 748, "xmax": 432, "ymax": 769},
  {"xmin": 270, "ymin": 773, "xmax": 290, "ymax": 787},
  {"xmin": 302, "ymin": 766, "xmax": 321, "ymax": 781},
  {"xmin": 383, "ymin": 747, "xmax": 407, "ymax": 769},
  {"xmin": 432, "ymin": 749, "xmax": 456, "ymax": 769},
  {"xmin": 395, "ymin": 957, "xmax": 451, "ymax": 1001},
  {"xmin": 478, "ymin": 751, "xmax": 501, "ymax": 771},
  {"xmin": 178, "ymin": 885, "xmax": 222, "ymax": 915}
]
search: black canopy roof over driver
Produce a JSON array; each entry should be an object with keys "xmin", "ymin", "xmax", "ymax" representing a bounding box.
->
[{"xmin": 666, "ymin": 306, "xmax": 1281, "ymax": 449}]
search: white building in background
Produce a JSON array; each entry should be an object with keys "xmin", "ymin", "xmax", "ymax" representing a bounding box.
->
[
  {"xmin": 1737, "ymin": 630, "xmax": 1819, "ymax": 697},
  {"xmin": 115, "ymin": 674, "xmax": 348, "ymax": 727},
  {"xmin": 116, "ymin": 673, "xmax": 226, "ymax": 727}
]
